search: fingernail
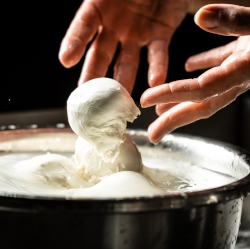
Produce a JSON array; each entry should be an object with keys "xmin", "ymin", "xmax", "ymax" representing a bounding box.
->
[
  {"xmin": 148, "ymin": 125, "xmax": 162, "ymax": 144},
  {"xmin": 194, "ymin": 10, "xmax": 219, "ymax": 29},
  {"xmin": 140, "ymin": 92, "xmax": 152, "ymax": 108},
  {"xmin": 152, "ymin": 138, "xmax": 161, "ymax": 145},
  {"xmin": 141, "ymin": 102, "xmax": 150, "ymax": 108}
]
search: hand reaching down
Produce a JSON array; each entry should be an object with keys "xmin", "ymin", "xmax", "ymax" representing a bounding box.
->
[
  {"xmin": 59, "ymin": 0, "xmax": 190, "ymax": 93},
  {"xmin": 141, "ymin": 4, "xmax": 250, "ymax": 144}
]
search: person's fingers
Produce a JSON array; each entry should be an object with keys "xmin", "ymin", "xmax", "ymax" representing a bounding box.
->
[
  {"xmin": 155, "ymin": 103, "xmax": 178, "ymax": 116},
  {"xmin": 185, "ymin": 41, "xmax": 235, "ymax": 72},
  {"xmin": 141, "ymin": 50, "xmax": 250, "ymax": 107},
  {"xmin": 235, "ymin": 36, "xmax": 250, "ymax": 52},
  {"xmin": 194, "ymin": 4, "xmax": 250, "ymax": 36},
  {"xmin": 114, "ymin": 42, "xmax": 141, "ymax": 94},
  {"xmin": 147, "ymin": 39, "xmax": 169, "ymax": 87},
  {"xmin": 148, "ymin": 86, "xmax": 249, "ymax": 144},
  {"xmin": 59, "ymin": 1, "xmax": 101, "ymax": 68},
  {"xmin": 78, "ymin": 28, "xmax": 119, "ymax": 85}
]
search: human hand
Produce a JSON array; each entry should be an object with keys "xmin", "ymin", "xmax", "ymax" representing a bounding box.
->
[
  {"xmin": 140, "ymin": 4, "xmax": 250, "ymax": 144},
  {"xmin": 59, "ymin": 0, "xmax": 190, "ymax": 94}
]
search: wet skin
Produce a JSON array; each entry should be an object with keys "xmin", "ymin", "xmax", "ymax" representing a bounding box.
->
[
  {"xmin": 141, "ymin": 4, "xmax": 250, "ymax": 143},
  {"xmin": 59, "ymin": 0, "xmax": 191, "ymax": 93}
]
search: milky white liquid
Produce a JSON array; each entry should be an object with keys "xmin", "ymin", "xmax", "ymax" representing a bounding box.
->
[{"xmin": 0, "ymin": 145, "xmax": 236, "ymax": 199}]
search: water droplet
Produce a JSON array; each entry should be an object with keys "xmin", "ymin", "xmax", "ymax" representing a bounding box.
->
[
  {"xmin": 29, "ymin": 124, "xmax": 38, "ymax": 129},
  {"xmin": 56, "ymin": 123, "xmax": 65, "ymax": 128},
  {"xmin": 7, "ymin": 125, "xmax": 16, "ymax": 130}
]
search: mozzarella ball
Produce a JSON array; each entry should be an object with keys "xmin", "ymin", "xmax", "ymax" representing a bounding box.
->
[{"xmin": 67, "ymin": 78, "xmax": 140, "ymax": 163}]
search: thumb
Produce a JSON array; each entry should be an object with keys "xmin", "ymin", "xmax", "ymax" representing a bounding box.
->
[{"xmin": 194, "ymin": 4, "xmax": 250, "ymax": 36}]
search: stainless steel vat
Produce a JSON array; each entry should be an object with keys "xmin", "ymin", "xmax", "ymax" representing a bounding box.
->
[{"xmin": 0, "ymin": 128, "xmax": 249, "ymax": 249}]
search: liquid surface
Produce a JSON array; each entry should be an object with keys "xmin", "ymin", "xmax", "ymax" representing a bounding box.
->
[{"xmin": 0, "ymin": 145, "xmax": 237, "ymax": 199}]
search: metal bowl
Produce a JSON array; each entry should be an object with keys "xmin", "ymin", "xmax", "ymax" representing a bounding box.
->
[{"xmin": 0, "ymin": 128, "xmax": 249, "ymax": 249}]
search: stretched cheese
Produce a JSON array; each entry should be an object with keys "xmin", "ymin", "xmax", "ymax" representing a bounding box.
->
[{"xmin": 67, "ymin": 77, "xmax": 140, "ymax": 163}]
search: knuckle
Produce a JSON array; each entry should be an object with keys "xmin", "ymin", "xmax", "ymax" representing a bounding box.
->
[
  {"xmin": 69, "ymin": 23, "xmax": 93, "ymax": 44},
  {"xmin": 221, "ymin": 8, "xmax": 246, "ymax": 35},
  {"xmin": 69, "ymin": 35, "xmax": 85, "ymax": 46},
  {"xmin": 201, "ymin": 102, "xmax": 214, "ymax": 119},
  {"xmin": 198, "ymin": 91, "xmax": 208, "ymax": 102},
  {"xmin": 114, "ymin": 61, "xmax": 138, "ymax": 72},
  {"xmin": 149, "ymin": 62, "xmax": 167, "ymax": 69},
  {"xmin": 78, "ymin": 19, "xmax": 95, "ymax": 36},
  {"xmin": 94, "ymin": 48, "xmax": 112, "ymax": 64},
  {"xmin": 195, "ymin": 80, "xmax": 210, "ymax": 102},
  {"xmin": 115, "ymin": 62, "xmax": 138, "ymax": 71},
  {"xmin": 167, "ymin": 83, "xmax": 174, "ymax": 96},
  {"xmin": 243, "ymin": 49, "xmax": 250, "ymax": 61},
  {"xmin": 116, "ymin": 53, "xmax": 139, "ymax": 69},
  {"xmin": 229, "ymin": 11, "xmax": 241, "ymax": 31}
]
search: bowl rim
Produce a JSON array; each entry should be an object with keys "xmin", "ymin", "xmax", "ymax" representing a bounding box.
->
[{"xmin": 0, "ymin": 127, "xmax": 249, "ymax": 213}]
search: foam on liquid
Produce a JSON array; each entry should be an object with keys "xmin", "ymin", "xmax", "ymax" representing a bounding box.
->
[{"xmin": 0, "ymin": 145, "xmax": 237, "ymax": 199}]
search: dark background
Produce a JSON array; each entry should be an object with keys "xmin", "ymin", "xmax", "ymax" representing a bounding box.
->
[
  {"xmin": 1, "ymin": 1, "xmax": 250, "ymax": 151},
  {"xmin": 2, "ymin": 0, "xmax": 241, "ymax": 112}
]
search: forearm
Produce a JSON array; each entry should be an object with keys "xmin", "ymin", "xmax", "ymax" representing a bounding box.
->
[{"xmin": 188, "ymin": 0, "xmax": 250, "ymax": 13}]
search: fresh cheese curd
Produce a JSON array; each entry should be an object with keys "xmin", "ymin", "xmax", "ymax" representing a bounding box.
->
[
  {"xmin": 67, "ymin": 77, "xmax": 140, "ymax": 163},
  {"xmin": 67, "ymin": 77, "xmax": 142, "ymax": 182},
  {"xmin": 75, "ymin": 135, "xmax": 142, "ymax": 184}
]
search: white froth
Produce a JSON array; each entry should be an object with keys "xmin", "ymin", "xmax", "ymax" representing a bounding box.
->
[
  {"xmin": 12, "ymin": 154, "xmax": 92, "ymax": 189},
  {"xmin": 0, "ymin": 150, "xmax": 237, "ymax": 198}
]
